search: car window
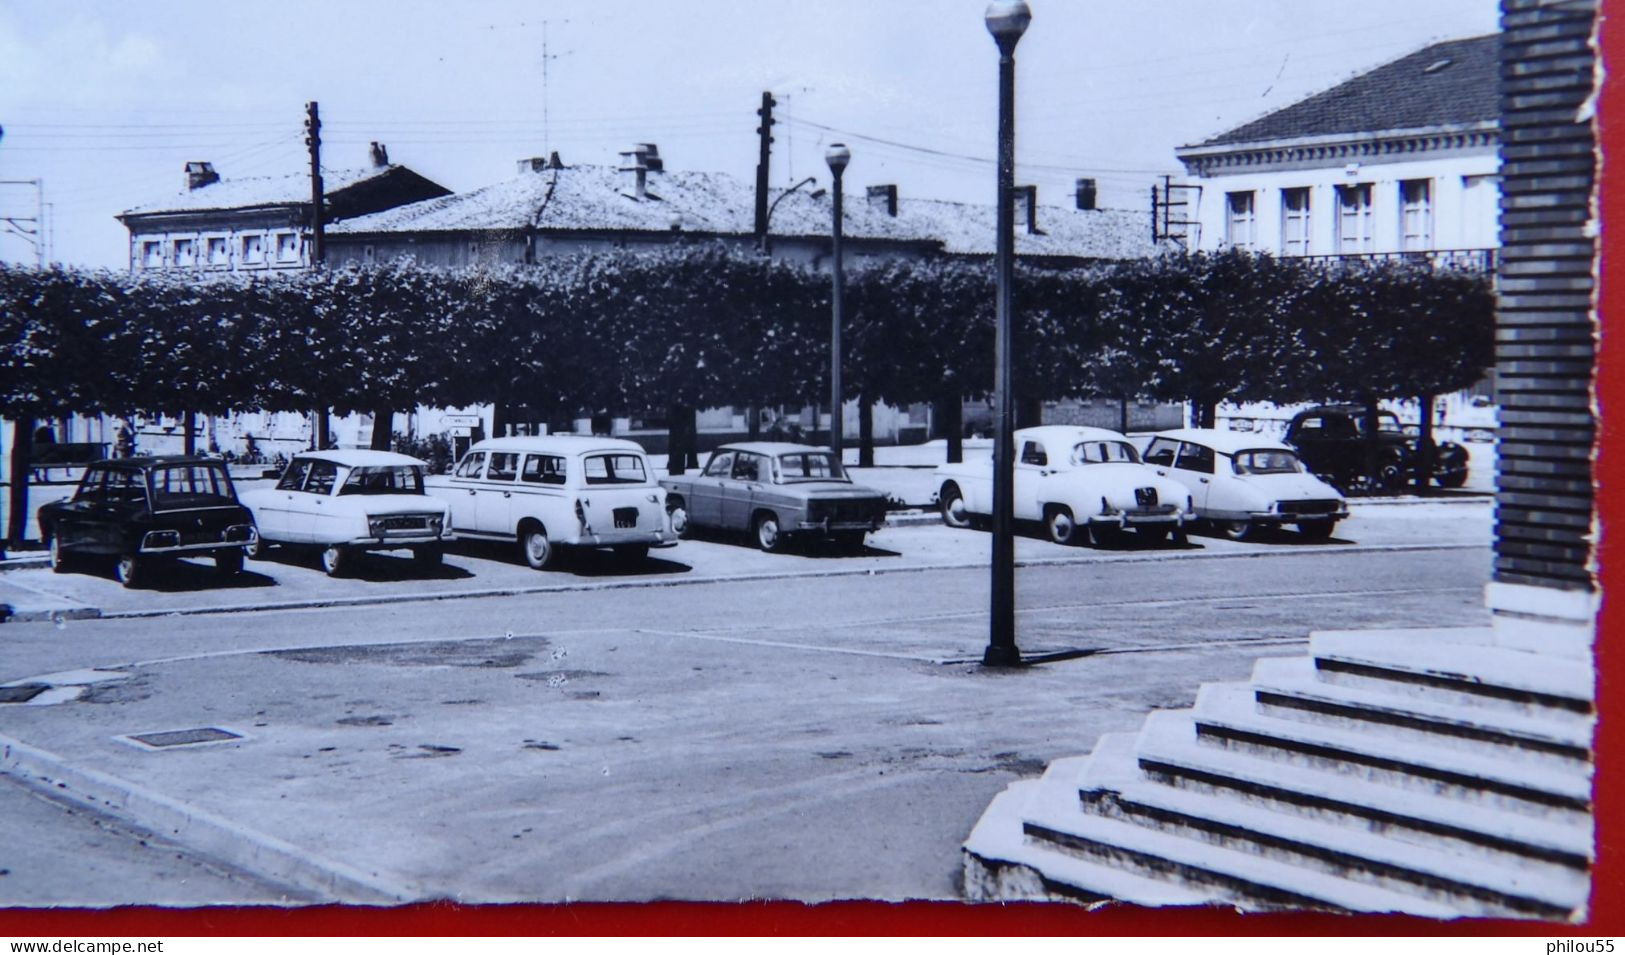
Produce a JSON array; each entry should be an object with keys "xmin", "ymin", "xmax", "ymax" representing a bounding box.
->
[
  {"xmin": 1174, "ymin": 442, "xmax": 1215, "ymax": 475},
  {"xmin": 1326, "ymin": 416, "xmax": 1360, "ymax": 439},
  {"xmin": 703, "ymin": 451, "xmax": 735, "ymax": 478},
  {"xmin": 520, "ymin": 454, "xmax": 567, "ymax": 485},
  {"xmin": 105, "ymin": 470, "xmax": 145, "ymax": 507},
  {"xmin": 75, "ymin": 467, "xmax": 109, "ymax": 503},
  {"xmin": 486, "ymin": 452, "xmax": 519, "ymax": 482},
  {"xmin": 304, "ymin": 460, "xmax": 339, "ymax": 496},
  {"xmin": 151, "ymin": 464, "xmax": 235, "ymax": 508},
  {"xmin": 1020, "ymin": 441, "xmax": 1048, "ymax": 466},
  {"xmin": 732, "ymin": 453, "xmax": 765, "ymax": 482},
  {"xmin": 277, "ymin": 458, "xmax": 313, "ymax": 491},
  {"xmin": 1294, "ymin": 417, "xmax": 1323, "ymax": 437},
  {"xmin": 1071, "ymin": 441, "xmax": 1139, "ymax": 465},
  {"xmin": 1143, "ymin": 439, "xmax": 1178, "ymax": 467},
  {"xmin": 583, "ymin": 453, "xmax": 648, "ymax": 485},
  {"xmin": 453, "ymin": 452, "xmax": 486, "ymax": 479},
  {"xmin": 339, "ymin": 465, "xmax": 425, "ymax": 495},
  {"xmin": 1233, "ymin": 450, "xmax": 1303, "ymax": 475},
  {"xmin": 778, "ymin": 452, "xmax": 844, "ymax": 482}
]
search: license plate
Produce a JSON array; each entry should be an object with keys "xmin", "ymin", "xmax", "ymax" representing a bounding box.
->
[{"xmin": 613, "ymin": 507, "xmax": 639, "ymax": 529}]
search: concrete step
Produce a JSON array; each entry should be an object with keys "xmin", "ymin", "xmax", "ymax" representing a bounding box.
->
[
  {"xmin": 1249, "ymin": 656, "xmax": 1592, "ymax": 768},
  {"xmin": 1074, "ymin": 734, "xmax": 1585, "ymax": 919},
  {"xmin": 1188, "ymin": 684, "xmax": 1592, "ymax": 822},
  {"xmin": 1135, "ymin": 710, "xmax": 1592, "ymax": 871},
  {"xmin": 1017, "ymin": 776, "xmax": 1461, "ymax": 916},
  {"xmin": 961, "ymin": 780, "xmax": 1216, "ymax": 907},
  {"xmin": 1310, "ymin": 629, "xmax": 1594, "ymax": 721}
]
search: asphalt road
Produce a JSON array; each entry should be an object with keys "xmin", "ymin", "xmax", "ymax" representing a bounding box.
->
[{"xmin": 0, "ymin": 511, "xmax": 1491, "ymax": 907}]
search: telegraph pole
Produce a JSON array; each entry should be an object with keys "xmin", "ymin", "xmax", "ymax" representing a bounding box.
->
[
  {"xmin": 304, "ymin": 101, "xmax": 325, "ymax": 265},
  {"xmin": 753, "ymin": 91, "xmax": 776, "ymax": 238}
]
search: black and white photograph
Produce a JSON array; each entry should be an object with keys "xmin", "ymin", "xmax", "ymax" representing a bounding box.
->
[{"xmin": 0, "ymin": 0, "xmax": 1608, "ymax": 931}]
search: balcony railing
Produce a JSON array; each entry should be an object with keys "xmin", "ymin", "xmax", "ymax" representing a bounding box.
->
[{"xmin": 1289, "ymin": 249, "xmax": 1499, "ymax": 272}]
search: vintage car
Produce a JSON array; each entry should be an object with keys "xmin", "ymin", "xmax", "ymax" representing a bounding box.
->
[
  {"xmin": 1143, "ymin": 429, "xmax": 1348, "ymax": 540},
  {"xmin": 38, "ymin": 456, "xmax": 254, "ymax": 588},
  {"xmin": 425, "ymin": 436, "xmax": 676, "ymax": 569},
  {"xmin": 935, "ymin": 425, "xmax": 1193, "ymax": 546},
  {"xmin": 659, "ymin": 442, "xmax": 889, "ymax": 552},
  {"xmin": 1284, "ymin": 405, "xmax": 1469, "ymax": 490},
  {"xmin": 240, "ymin": 450, "xmax": 454, "ymax": 576}
]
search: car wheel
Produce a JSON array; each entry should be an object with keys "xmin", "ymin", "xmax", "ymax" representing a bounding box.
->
[
  {"xmin": 1298, "ymin": 520, "xmax": 1337, "ymax": 541},
  {"xmin": 520, "ymin": 524, "xmax": 557, "ymax": 570},
  {"xmin": 754, "ymin": 512, "xmax": 785, "ymax": 553},
  {"xmin": 1217, "ymin": 520, "xmax": 1254, "ymax": 542},
  {"xmin": 1376, "ymin": 457, "xmax": 1406, "ymax": 491},
  {"xmin": 49, "ymin": 534, "xmax": 70, "ymax": 574},
  {"xmin": 216, "ymin": 548, "xmax": 244, "ymax": 576},
  {"xmin": 1436, "ymin": 471, "xmax": 1468, "ymax": 489},
  {"xmin": 245, "ymin": 527, "xmax": 268, "ymax": 560},
  {"xmin": 320, "ymin": 544, "xmax": 351, "ymax": 578},
  {"xmin": 666, "ymin": 498, "xmax": 692, "ymax": 539},
  {"xmin": 1044, "ymin": 506, "xmax": 1077, "ymax": 546},
  {"xmin": 614, "ymin": 544, "xmax": 650, "ymax": 563},
  {"xmin": 940, "ymin": 483, "xmax": 972, "ymax": 529},
  {"xmin": 114, "ymin": 554, "xmax": 143, "ymax": 589},
  {"xmin": 413, "ymin": 545, "xmax": 444, "ymax": 568}
]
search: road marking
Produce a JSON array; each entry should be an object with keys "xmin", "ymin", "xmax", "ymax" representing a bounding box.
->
[{"xmin": 633, "ymin": 627, "xmax": 953, "ymax": 664}]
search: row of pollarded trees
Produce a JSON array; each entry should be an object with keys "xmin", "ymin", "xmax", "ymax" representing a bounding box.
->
[{"xmin": 0, "ymin": 244, "xmax": 1493, "ymax": 545}]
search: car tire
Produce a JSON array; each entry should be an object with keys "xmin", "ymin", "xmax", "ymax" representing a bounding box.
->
[
  {"xmin": 245, "ymin": 527, "xmax": 268, "ymax": 560},
  {"xmin": 940, "ymin": 483, "xmax": 972, "ymax": 529},
  {"xmin": 413, "ymin": 545, "xmax": 444, "ymax": 568},
  {"xmin": 1044, "ymin": 506, "xmax": 1077, "ymax": 546},
  {"xmin": 1298, "ymin": 520, "xmax": 1337, "ymax": 541},
  {"xmin": 320, "ymin": 544, "xmax": 352, "ymax": 578},
  {"xmin": 754, "ymin": 512, "xmax": 785, "ymax": 553},
  {"xmin": 114, "ymin": 554, "xmax": 143, "ymax": 589},
  {"xmin": 1377, "ymin": 457, "xmax": 1406, "ymax": 491},
  {"xmin": 1217, "ymin": 520, "xmax": 1254, "ymax": 541},
  {"xmin": 519, "ymin": 523, "xmax": 557, "ymax": 570},
  {"xmin": 1437, "ymin": 471, "xmax": 1468, "ymax": 489},
  {"xmin": 49, "ymin": 534, "xmax": 70, "ymax": 574},
  {"xmin": 666, "ymin": 498, "xmax": 692, "ymax": 539},
  {"xmin": 614, "ymin": 544, "xmax": 650, "ymax": 563},
  {"xmin": 216, "ymin": 548, "xmax": 244, "ymax": 576}
]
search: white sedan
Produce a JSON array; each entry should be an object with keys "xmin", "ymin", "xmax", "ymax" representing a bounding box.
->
[
  {"xmin": 935, "ymin": 425, "xmax": 1193, "ymax": 546},
  {"xmin": 1142, "ymin": 428, "xmax": 1348, "ymax": 540},
  {"xmin": 240, "ymin": 450, "xmax": 454, "ymax": 576}
]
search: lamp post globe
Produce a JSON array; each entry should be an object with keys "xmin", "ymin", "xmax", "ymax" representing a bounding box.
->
[
  {"xmin": 984, "ymin": 0, "xmax": 1032, "ymax": 51},
  {"xmin": 824, "ymin": 143, "xmax": 850, "ymax": 465}
]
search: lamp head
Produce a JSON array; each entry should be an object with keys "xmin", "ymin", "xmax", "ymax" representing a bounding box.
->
[
  {"xmin": 984, "ymin": 0, "xmax": 1032, "ymax": 52},
  {"xmin": 825, "ymin": 143, "xmax": 851, "ymax": 176}
]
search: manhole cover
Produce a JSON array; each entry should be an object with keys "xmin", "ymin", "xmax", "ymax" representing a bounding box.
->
[
  {"xmin": 0, "ymin": 684, "xmax": 49, "ymax": 704},
  {"xmin": 123, "ymin": 727, "xmax": 245, "ymax": 750}
]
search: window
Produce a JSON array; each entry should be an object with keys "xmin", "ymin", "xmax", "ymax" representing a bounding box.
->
[
  {"xmin": 1071, "ymin": 441, "xmax": 1139, "ymax": 465},
  {"xmin": 241, "ymin": 234, "xmax": 265, "ymax": 265},
  {"xmin": 1142, "ymin": 438, "xmax": 1178, "ymax": 467},
  {"xmin": 340, "ymin": 466, "xmax": 425, "ymax": 495},
  {"xmin": 1281, "ymin": 188, "xmax": 1311, "ymax": 256},
  {"xmin": 1174, "ymin": 442, "xmax": 1215, "ymax": 475},
  {"xmin": 275, "ymin": 232, "xmax": 300, "ymax": 263},
  {"xmin": 141, "ymin": 241, "xmax": 164, "ymax": 269},
  {"xmin": 76, "ymin": 468, "xmax": 110, "ymax": 504},
  {"xmin": 453, "ymin": 452, "xmax": 487, "ymax": 479},
  {"xmin": 173, "ymin": 238, "xmax": 196, "ymax": 267},
  {"xmin": 151, "ymin": 464, "xmax": 234, "ymax": 507},
  {"xmin": 277, "ymin": 459, "xmax": 313, "ymax": 491},
  {"xmin": 1232, "ymin": 450, "xmax": 1303, "ymax": 475},
  {"xmin": 1335, "ymin": 184, "xmax": 1374, "ymax": 254},
  {"xmin": 303, "ymin": 460, "xmax": 339, "ymax": 496},
  {"xmin": 486, "ymin": 452, "xmax": 520, "ymax": 482},
  {"xmin": 1462, "ymin": 175, "xmax": 1499, "ymax": 248},
  {"xmin": 1019, "ymin": 441, "xmax": 1048, "ymax": 466},
  {"xmin": 730, "ymin": 453, "xmax": 765, "ymax": 483},
  {"xmin": 703, "ymin": 451, "xmax": 736, "ymax": 478},
  {"xmin": 520, "ymin": 454, "xmax": 567, "ymax": 485},
  {"xmin": 584, "ymin": 453, "xmax": 649, "ymax": 485},
  {"xmin": 1225, "ymin": 191, "xmax": 1256, "ymax": 248},
  {"xmin": 105, "ymin": 470, "xmax": 146, "ymax": 506},
  {"xmin": 206, "ymin": 236, "xmax": 229, "ymax": 266},
  {"xmin": 1400, "ymin": 179, "xmax": 1433, "ymax": 252},
  {"xmin": 778, "ymin": 452, "xmax": 843, "ymax": 481}
]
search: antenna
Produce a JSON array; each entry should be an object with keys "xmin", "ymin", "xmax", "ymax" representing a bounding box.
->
[{"xmin": 539, "ymin": 19, "xmax": 574, "ymax": 158}]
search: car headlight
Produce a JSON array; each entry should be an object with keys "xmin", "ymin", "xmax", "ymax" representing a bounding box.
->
[
  {"xmin": 367, "ymin": 518, "xmax": 385, "ymax": 537},
  {"xmin": 429, "ymin": 516, "xmax": 444, "ymax": 535}
]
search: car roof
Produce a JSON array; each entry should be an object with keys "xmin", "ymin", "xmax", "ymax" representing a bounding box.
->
[
  {"xmin": 88, "ymin": 455, "xmax": 228, "ymax": 469},
  {"xmin": 469, "ymin": 435, "xmax": 649, "ymax": 456},
  {"xmin": 293, "ymin": 449, "xmax": 426, "ymax": 467},
  {"xmin": 1152, "ymin": 428, "xmax": 1293, "ymax": 455},
  {"xmin": 1015, "ymin": 425, "xmax": 1132, "ymax": 446},
  {"xmin": 714, "ymin": 442, "xmax": 833, "ymax": 456}
]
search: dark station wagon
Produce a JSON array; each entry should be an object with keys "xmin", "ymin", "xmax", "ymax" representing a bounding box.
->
[{"xmin": 38, "ymin": 456, "xmax": 255, "ymax": 588}]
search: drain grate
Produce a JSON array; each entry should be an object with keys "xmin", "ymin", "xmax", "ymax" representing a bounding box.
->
[
  {"xmin": 0, "ymin": 684, "xmax": 49, "ymax": 704},
  {"xmin": 124, "ymin": 726, "xmax": 244, "ymax": 750}
]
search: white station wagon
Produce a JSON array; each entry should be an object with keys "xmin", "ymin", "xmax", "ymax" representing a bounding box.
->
[
  {"xmin": 425, "ymin": 436, "xmax": 677, "ymax": 570},
  {"xmin": 241, "ymin": 449, "xmax": 454, "ymax": 576},
  {"xmin": 935, "ymin": 425, "xmax": 1193, "ymax": 546},
  {"xmin": 1143, "ymin": 428, "xmax": 1349, "ymax": 540}
]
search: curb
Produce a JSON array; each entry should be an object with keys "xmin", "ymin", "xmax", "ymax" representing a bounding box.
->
[{"xmin": 0, "ymin": 731, "xmax": 417, "ymax": 904}]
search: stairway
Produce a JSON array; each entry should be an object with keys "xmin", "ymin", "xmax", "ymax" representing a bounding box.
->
[{"xmin": 962, "ymin": 626, "xmax": 1594, "ymax": 918}]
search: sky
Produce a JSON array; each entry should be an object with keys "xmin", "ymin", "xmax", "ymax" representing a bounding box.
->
[{"xmin": 0, "ymin": 0, "xmax": 1500, "ymax": 269}]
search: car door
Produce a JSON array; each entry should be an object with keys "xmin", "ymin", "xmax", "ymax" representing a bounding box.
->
[
  {"xmin": 689, "ymin": 450, "xmax": 734, "ymax": 529},
  {"xmin": 446, "ymin": 451, "xmax": 488, "ymax": 533},
  {"xmin": 292, "ymin": 460, "xmax": 340, "ymax": 543},
  {"xmin": 1172, "ymin": 441, "xmax": 1217, "ymax": 510},
  {"xmin": 724, "ymin": 452, "xmax": 768, "ymax": 529},
  {"xmin": 96, "ymin": 469, "xmax": 148, "ymax": 555},
  {"xmin": 56, "ymin": 466, "xmax": 109, "ymax": 553},
  {"xmin": 1013, "ymin": 439, "xmax": 1049, "ymax": 521},
  {"xmin": 477, "ymin": 452, "xmax": 521, "ymax": 535},
  {"xmin": 259, "ymin": 457, "xmax": 313, "ymax": 541}
]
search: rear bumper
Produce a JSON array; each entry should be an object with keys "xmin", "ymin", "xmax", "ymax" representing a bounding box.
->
[
  {"xmin": 569, "ymin": 529, "xmax": 679, "ymax": 548},
  {"xmin": 138, "ymin": 523, "xmax": 254, "ymax": 555},
  {"xmin": 1089, "ymin": 511, "xmax": 1189, "ymax": 528},
  {"xmin": 795, "ymin": 518, "xmax": 882, "ymax": 535}
]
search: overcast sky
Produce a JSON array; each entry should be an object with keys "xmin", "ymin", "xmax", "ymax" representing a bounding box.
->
[{"xmin": 0, "ymin": 0, "xmax": 1499, "ymax": 269}]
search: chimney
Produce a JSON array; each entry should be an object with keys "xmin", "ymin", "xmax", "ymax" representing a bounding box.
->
[
  {"xmin": 1015, "ymin": 184, "xmax": 1039, "ymax": 234},
  {"xmin": 866, "ymin": 184, "xmax": 898, "ymax": 217},
  {"xmin": 1075, "ymin": 177, "xmax": 1098, "ymax": 211},
  {"xmin": 549, "ymin": 150, "xmax": 564, "ymax": 169},
  {"xmin": 369, "ymin": 142, "xmax": 390, "ymax": 168},
  {"xmin": 636, "ymin": 143, "xmax": 663, "ymax": 173},
  {"xmin": 184, "ymin": 161, "xmax": 219, "ymax": 192},
  {"xmin": 618, "ymin": 145, "xmax": 648, "ymax": 200}
]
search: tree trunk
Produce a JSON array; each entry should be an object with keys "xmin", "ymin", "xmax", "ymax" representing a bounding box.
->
[
  {"xmin": 747, "ymin": 403, "xmax": 760, "ymax": 441},
  {"xmin": 666, "ymin": 403, "xmax": 690, "ymax": 476},
  {"xmin": 940, "ymin": 391, "xmax": 963, "ymax": 464},
  {"xmin": 370, "ymin": 405, "xmax": 394, "ymax": 451},
  {"xmin": 8, "ymin": 417, "xmax": 34, "ymax": 547},
  {"xmin": 315, "ymin": 409, "xmax": 331, "ymax": 450},
  {"xmin": 1415, "ymin": 392, "xmax": 1436, "ymax": 494},
  {"xmin": 1119, "ymin": 396, "xmax": 1130, "ymax": 434},
  {"xmin": 858, "ymin": 394, "xmax": 875, "ymax": 467},
  {"xmin": 489, "ymin": 400, "xmax": 510, "ymax": 441},
  {"xmin": 1016, "ymin": 397, "xmax": 1043, "ymax": 430},
  {"xmin": 182, "ymin": 411, "xmax": 197, "ymax": 456},
  {"xmin": 1362, "ymin": 395, "xmax": 1382, "ymax": 491},
  {"xmin": 0, "ymin": 422, "xmax": 8, "ymax": 555}
]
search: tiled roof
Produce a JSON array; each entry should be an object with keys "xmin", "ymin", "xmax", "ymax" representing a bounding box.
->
[
  {"xmin": 331, "ymin": 163, "xmax": 1155, "ymax": 260},
  {"xmin": 120, "ymin": 166, "xmax": 399, "ymax": 216},
  {"xmin": 1188, "ymin": 34, "xmax": 1499, "ymax": 148}
]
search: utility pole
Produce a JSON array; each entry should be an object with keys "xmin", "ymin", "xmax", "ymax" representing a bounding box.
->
[
  {"xmin": 0, "ymin": 178, "xmax": 45, "ymax": 267},
  {"xmin": 304, "ymin": 101, "xmax": 325, "ymax": 265},
  {"xmin": 753, "ymin": 91, "xmax": 776, "ymax": 238}
]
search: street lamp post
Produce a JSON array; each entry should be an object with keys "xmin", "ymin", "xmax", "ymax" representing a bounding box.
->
[
  {"xmin": 825, "ymin": 143, "xmax": 851, "ymax": 465},
  {"xmin": 984, "ymin": 0, "xmax": 1031, "ymax": 668}
]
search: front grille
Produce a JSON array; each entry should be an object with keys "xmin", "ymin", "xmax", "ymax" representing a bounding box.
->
[
  {"xmin": 379, "ymin": 515, "xmax": 429, "ymax": 531},
  {"xmin": 1127, "ymin": 504, "xmax": 1178, "ymax": 517},
  {"xmin": 613, "ymin": 507, "xmax": 639, "ymax": 529},
  {"xmin": 1134, "ymin": 487, "xmax": 1159, "ymax": 508},
  {"xmin": 1279, "ymin": 499, "xmax": 1340, "ymax": 516},
  {"xmin": 817, "ymin": 500, "xmax": 881, "ymax": 523}
]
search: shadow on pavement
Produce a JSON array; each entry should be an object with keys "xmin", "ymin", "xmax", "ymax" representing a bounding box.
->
[
  {"xmin": 1188, "ymin": 524, "xmax": 1356, "ymax": 547},
  {"xmin": 123, "ymin": 559, "xmax": 278, "ymax": 593},
  {"xmin": 247, "ymin": 546, "xmax": 477, "ymax": 582}
]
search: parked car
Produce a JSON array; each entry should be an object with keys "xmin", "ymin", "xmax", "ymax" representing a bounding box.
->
[
  {"xmin": 425, "ymin": 436, "xmax": 676, "ymax": 569},
  {"xmin": 659, "ymin": 442, "xmax": 889, "ymax": 552},
  {"xmin": 37, "ymin": 456, "xmax": 254, "ymax": 588},
  {"xmin": 240, "ymin": 450, "xmax": 454, "ymax": 576},
  {"xmin": 935, "ymin": 425, "xmax": 1193, "ymax": 546},
  {"xmin": 1143, "ymin": 429, "xmax": 1348, "ymax": 540},
  {"xmin": 1283, "ymin": 405, "xmax": 1469, "ymax": 490}
]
